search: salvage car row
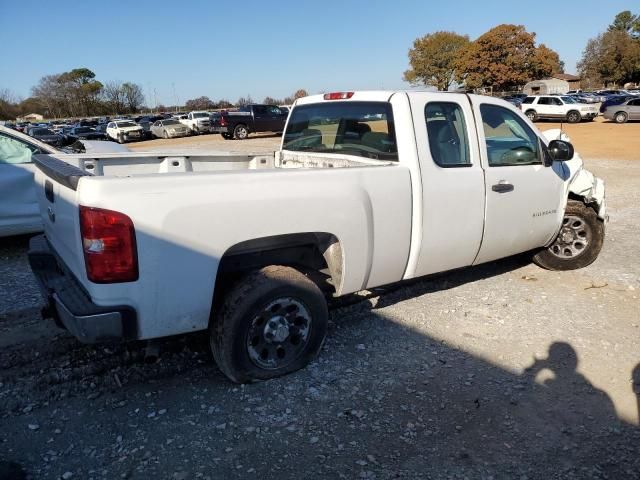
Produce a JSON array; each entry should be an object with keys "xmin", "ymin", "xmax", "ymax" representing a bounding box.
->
[
  {"xmin": 5, "ymin": 104, "xmax": 291, "ymax": 145},
  {"xmin": 501, "ymin": 90, "xmax": 640, "ymax": 123}
]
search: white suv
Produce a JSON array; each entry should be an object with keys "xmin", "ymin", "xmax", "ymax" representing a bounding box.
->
[
  {"xmin": 521, "ymin": 95, "xmax": 598, "ymax": 123},
  {"xmin": 106, "ymin": 120, "xmax": 145, "ymax": 143}
]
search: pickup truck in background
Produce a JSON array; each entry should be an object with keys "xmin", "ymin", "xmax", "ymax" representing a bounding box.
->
[
  {"xmin": 210, "ymin": 104, "xmax": 287, "ymax": 139},
  {"xmin": 179, "ymin": 111, "xmax": 211, "ymax": 135},
  {"xmin": 28, "ymin": 91, "xmax": 606, "ymax": 383}
]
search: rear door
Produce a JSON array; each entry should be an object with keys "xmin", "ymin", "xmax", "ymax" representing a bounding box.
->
[
  {"xmin": 629, "ymin": 99, "xmax": 640, "ymax": 120},
  {"xmin": 470, "ymin": 96, "xmax": 566, "ymax": 264},
  {"xmin": 535, "ymin": 97, "xmax": 554, "ymax": 117},
  {"xmin": 408, "ymin": 93, "xmax": 486, "ymax": 276},
  {"xmin": 0, "ymin": 132, "xmax": 44, "ymax": 236}
]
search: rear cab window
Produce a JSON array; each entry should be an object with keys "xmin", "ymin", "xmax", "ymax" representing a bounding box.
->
[
  {"xmin": 283, "ymin": 102, "xmax": 398, "ymax": 161},
  {"xmin": 424, "ymin": 102, "xmax": 470, "ymax": 167}
]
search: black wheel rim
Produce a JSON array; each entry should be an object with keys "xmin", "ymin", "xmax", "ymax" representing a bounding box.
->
[
  {"xmin": 548, "ymin": 214, "xmax": 591, "ymax": 259},
  {"xmin": 246, "ymin": 297, "xmax": 312, "ymax": 370}
]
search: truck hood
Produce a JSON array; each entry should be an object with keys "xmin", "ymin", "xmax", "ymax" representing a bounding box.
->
[{"xmin": 542, "ymin": 129, "xmax": 606, "ymax": 221}]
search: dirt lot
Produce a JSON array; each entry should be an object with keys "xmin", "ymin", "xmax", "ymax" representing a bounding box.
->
[{"xmin": 1, "ymin": 122, "xmax": 639, "ymax": 479}]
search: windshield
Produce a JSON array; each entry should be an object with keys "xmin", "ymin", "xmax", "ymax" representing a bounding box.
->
[
  {"xmin": 561, "ymin": 97, "xmax": 576, "ymax": 104},
  {"xmin": 116, "ymin": 121, "xmax": 137, "ymax": 128},
  {"xmin": 33, "ymin": 128, "xmax": 55, "ymax": 135},
  {"xmin": 283, "ymin": 101, "xmax": 398, "ymax": 161},
  {"xmin": 163, "ymin": 119, "xmax": 181, "ymax": 125}
]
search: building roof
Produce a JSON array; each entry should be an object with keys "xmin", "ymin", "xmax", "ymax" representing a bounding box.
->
[{"xmin": 552, "ymin": 73, "xmax": 581, "ymax": 81}]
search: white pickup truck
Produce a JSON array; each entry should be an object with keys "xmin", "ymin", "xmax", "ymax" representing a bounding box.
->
[
  {"xmin": 179, "ymin": 111, "xmax": 211, "ymax": 134},
  {"xmin": 28, "ymin": 91, "xmax": 606, "ymax": 383}
]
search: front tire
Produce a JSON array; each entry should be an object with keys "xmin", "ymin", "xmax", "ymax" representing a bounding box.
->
[
  {"xmin": 210, "ymin": 266, "xmax": 328, "ymax": 383},
  {"xmin": 566, "ymin": 110, "xmax": 581, "ymax": 123},
  {"xmin": 533, "ymin": 200, "xmax": 604, "ymax": 271},
  {"xmin": 614, "ymin": 112, "xmax": 628, "ymax": 124},
  {"xmin": 163, "ymin": 130, "xmax": 169, "ymax": 139},
  {"xmin": 525, "ymin": 110, "xmax": 538, "ymax": 122}
]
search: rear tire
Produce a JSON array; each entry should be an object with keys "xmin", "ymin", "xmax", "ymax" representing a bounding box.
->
[
  {"xmin": 614, "ymin": 112, "xmax": 628, "ymax": 124},
  {"xmin": 163, "ymin": 131, "xmax": 169, "ymax": 139},
  {"xmin": 566, "ymin": 110, "xmax": 581, "ymax": 123},
  {"xmin": 210, "ymin": 266, "xmax": 328, "ymax": 383},
  {"xmin": 532, "ymin": 200, "xmax": 604, "ymax": 271},
  {"xmin": 233, "ymin": 124, "xmax": 249, "ymax": 140},
  {"xmin": 525, "ymin": 110, "xmax": 538, "ymax": 122}
]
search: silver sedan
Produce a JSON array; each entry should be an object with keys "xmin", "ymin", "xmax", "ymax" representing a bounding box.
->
[
  {"xmin": 603, "ymin": 98, "xmax": 640, "ymax": 123},
  {"xmin": 150, "ymin": 119, "xmax": 190, "ymax": 139}
]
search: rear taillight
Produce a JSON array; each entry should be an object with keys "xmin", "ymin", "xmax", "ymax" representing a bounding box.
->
[
  {"xmin": 324, "ymin": 92, "xmax": 354, "ymax": 100},
  {"xmin": 220, "ymin": 115, "xmax": 227, "ymax": 126},
  {"xmin": 79, "ymin": 206, "xmax": 138, "ymax": 283}
]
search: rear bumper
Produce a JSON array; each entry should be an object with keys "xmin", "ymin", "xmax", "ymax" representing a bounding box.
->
[
  {"xmin": 210, "ymin": 126, "xmax": 228, "ymax": 133},
  {"xmin": 28, "ymin": 235, "xmax": 137, "ymax": 343}
]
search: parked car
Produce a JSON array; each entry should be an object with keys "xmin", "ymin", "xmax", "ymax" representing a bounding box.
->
[
  {"xmin": 0, "ymin": 126, "xmax": 129, "ymax": 237},
  {"xmin": 136, "ymin": 115, "xmax": 164, "ymax": 139},
  {"xmin": 599, "ymin": 94, "xmax": 635, "ymax": 113},
  {"xmin": 27, "ymin": 91, "xmax": 606, "ymax": 383},
  {"xmin": 105, "ymin": 120, "xmax": 145, "ymax": 143},
  {"xmin": 179, "ymin": 111, "xmax": 211, "ymax": 135},
  {"xmin": 210, "ymin": 104, "xmax": 287, "ymax": 139},
  {"xmin": 29, "ymin": 127, "xmax": 64, "ymax": 146},
  {"xmin": 602, "ymin": 97, "xmax": 640, "ymax": 123},
  {"xmin": 521, "ymin": 95, "xmax": 598, "ymax": 123},
  {"xmin": 150, "ymin": 119, "xmax": 190, "ymax": 139},
  {"xmin": 69, "ymin": 126, "xmax": 108, "ymax": 141}
]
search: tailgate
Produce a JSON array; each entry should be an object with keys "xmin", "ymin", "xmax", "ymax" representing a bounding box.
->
[{"xmin": 33, "ymin": 154, "xmax": 91, "ymax": 282}]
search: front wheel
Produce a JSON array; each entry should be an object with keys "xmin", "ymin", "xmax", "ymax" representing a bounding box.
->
[
  {"xmin": 210, "ymin": 266, "xmax": 328, "ymax": 383},
  {"xmin": 566, "ymin": 111, "xmax": 581, "ymax": 123},
  {"xmin": 532, "ymin": 200, "xmax": 604, "ymax": 271},
  {"xmin": 525, "ymin": 110, "xmax": 538, "ymax": 122}
]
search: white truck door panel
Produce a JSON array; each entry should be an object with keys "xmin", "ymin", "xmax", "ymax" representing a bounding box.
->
[
  {"xmin": 408, "ymin": 93, "xmax": 485, "ymax": 277},
  {"xmin": 471, "ymin": 97, "xmax": 566, "ymax": 264}
]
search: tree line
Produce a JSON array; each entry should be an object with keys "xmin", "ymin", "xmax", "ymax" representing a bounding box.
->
[
  {"xmin": 182, "ymin": 89, "xmax": 309, "ymax": 111},
  {"xmin": 0, "ymin": 68, "xmax": 145, "ymax": 120},
  {"xmin": 404, "ymin": 10, "xmax": 639, "ymax": 92}
]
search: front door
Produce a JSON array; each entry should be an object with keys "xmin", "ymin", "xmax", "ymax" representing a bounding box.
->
[
  {"xmin": 408, "ymin": 93, "xmax": 486, "ymax": 277},
  {"xmin": 472, "ymin": 98, "xmax": 567, "ymax": 264}
]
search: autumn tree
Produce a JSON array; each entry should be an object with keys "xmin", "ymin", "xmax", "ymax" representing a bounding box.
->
[
  {"xmin": 403, "ymin": 31, "xmax": 470, "ymax": 90},
  {"xmin": 579, "ymin": 11, "xmax": 640, "ymax": 87},
  {"xmin": 293, "ymin": 89, "xmax": 308, "ymax": 99},
  {"xmin": 0, "ymin": 89, "xmax": 20, "ymax": 120},
  {"xmin": 455, "ymin": 24, "xmax": 563, "ymax": 91}
]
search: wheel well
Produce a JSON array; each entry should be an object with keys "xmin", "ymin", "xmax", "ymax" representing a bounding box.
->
[
  {"xmin": 212, "ymin": 233, "xmax": 343, "ymax": 310},
  {"xmin": 567, "ymin": 110, "xmax": 580, "ymax": 116}
]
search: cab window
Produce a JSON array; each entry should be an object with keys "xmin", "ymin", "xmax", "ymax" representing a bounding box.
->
[
  {"xmin": 480, "ymin": 104, "xmax": 541, "ymax": 167},
  {"xmin": 424, "ymin": 102, "xmax": 470, "ymax": 167}
]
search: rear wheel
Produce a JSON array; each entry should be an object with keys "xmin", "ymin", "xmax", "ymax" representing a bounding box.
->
[
  {"xmin": 525, "ymin": 110, "xmax": 538, "ymax": 122},
  {"xmin": 614, "ymin": 112, "xmax": 628, "ymax": 124},
  {"xmin": 566, "ymin": 110, "xmax": 581, "ymax": 123},
  {"xmin": 233, "ymin": 124, "xmax": 249, "ymax": 140},
  {"xmin": 210, "ymin": 266, "xmax": 328, "ymax": 383},
  {"xmin": 163, "ymin": 130, "xmax": 169, "ymax": 139},
  {"xmin": 533, "ymin": 200, "xmax": 604, "ymax": 271}
]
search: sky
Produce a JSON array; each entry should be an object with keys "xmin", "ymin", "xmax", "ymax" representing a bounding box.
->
[{"xmin": 0, "ymin": 0, "xmax": 635, "ymax": 105}]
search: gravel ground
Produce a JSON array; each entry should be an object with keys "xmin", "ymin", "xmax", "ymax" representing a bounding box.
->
[{"xmin": 1, "ymin": 136, "xmax": 639, "ymax": 479}]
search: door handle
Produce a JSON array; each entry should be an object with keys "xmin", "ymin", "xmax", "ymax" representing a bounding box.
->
[{"xmin": 492, "ymin": 181, "xmax": 514, "ymax": 193}]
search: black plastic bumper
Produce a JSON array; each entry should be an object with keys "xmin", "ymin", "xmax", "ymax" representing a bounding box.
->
[
  {"xmin": 28, "ymin": 235, "xmax": 137, "ymax": 343},
  {"xmin": 211, "ymin": 126, "xmax": 228, "ymax": 133}
]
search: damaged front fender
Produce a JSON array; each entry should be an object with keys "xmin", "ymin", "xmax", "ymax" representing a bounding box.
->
[{"xmin": 542, "ymin": 129, "xmax": 607, "ymax": 222}]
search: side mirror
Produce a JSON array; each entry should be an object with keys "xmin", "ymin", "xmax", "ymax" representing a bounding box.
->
[{"xmin": 547, "ymin": 139, "xmax": 574, "ymax": 162}]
